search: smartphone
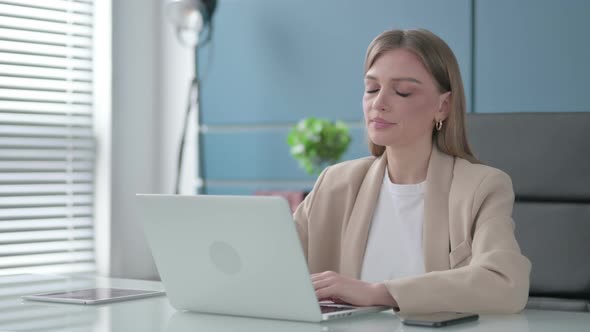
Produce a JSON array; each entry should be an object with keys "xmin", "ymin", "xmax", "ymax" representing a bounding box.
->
[{"xmin": 400, "ymin": 312, "xmax": 479, "ymax": 327}]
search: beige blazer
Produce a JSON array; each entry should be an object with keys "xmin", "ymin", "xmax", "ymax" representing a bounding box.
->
[{"xmin": 293, "ymin": 145, "xmax": 531, "ymax": 314}]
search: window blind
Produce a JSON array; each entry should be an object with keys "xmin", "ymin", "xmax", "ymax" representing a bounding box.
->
[{"xmin": 0, "ymin": 0, "xmax": 96, "ymax": 276}]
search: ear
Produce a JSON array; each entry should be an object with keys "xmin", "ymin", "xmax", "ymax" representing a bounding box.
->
[{"xmin": 437, "ymin": 91, "xmax": 451, "ymax": 121}]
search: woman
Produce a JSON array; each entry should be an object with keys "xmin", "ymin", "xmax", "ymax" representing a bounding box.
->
[{"xmin": 293, "ymin": 29, "xmax": 531, "ymax": 314}]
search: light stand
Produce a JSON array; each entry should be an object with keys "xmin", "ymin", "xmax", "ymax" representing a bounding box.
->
[{"xmin": 165, "ymin": 0, "xmax": 216, "ymax": 194}]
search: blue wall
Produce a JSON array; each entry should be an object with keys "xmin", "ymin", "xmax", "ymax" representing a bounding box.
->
[
  {"xmin": 197, "ymin": 0, "xmax": 589, "ymax": 194},
  {"xmin": 474, "ymin": 0, "xmax": 590, "ymax": 113}
]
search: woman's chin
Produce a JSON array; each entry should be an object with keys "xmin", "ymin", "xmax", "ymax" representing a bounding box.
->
[{"xmin": 369, "ymin": 133, "xmax": 396, "ymax": 147}]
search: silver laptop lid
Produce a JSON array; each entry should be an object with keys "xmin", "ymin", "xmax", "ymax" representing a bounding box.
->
[{"xmin": 136, "ymin": 194, "xmax": 323, "ymax": 322}]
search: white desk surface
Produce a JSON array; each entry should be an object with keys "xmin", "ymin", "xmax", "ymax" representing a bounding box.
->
[{"xmin": 0, "ymin": 274, "xmax": 588, "ymax": 332}]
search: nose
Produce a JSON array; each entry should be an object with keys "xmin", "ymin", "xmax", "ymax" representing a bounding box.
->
[{"xmin": 372, "ymin": 90, "xmax": 388, "ymax": 112}]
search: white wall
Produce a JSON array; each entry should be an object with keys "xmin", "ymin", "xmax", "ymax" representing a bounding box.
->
[{"xmin": 110, "ymin": 0, "xmax": 194, "ymax": 279}]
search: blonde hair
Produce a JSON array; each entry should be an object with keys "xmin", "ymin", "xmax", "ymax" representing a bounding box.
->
[{"xmin": 364, "ymin": 29, "xmax": 479, "ymax": 163}]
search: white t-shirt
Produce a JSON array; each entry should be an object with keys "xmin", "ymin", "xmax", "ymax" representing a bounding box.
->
[{"xmin": 360, "ymin": 170, "xmax": 426, "ymax": 283}]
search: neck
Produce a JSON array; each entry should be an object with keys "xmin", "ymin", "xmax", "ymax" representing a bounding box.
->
[{"xmin": 384, "ymin": 137, "xmax": 433, "ymax": 184}]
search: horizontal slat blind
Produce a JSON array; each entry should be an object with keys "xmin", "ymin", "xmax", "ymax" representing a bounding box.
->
[{"xmin": 0, "ymin": 0, "xmax": 96, "ymax": 276}]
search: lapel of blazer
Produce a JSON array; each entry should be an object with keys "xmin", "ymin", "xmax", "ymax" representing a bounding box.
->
[
  {"xmin": 422, "ymin": 144, "xmax": 454, "ymax": 272},
  {"xmin": 340, "ymin": 155, "xmax": 386, "ymax": 279}
]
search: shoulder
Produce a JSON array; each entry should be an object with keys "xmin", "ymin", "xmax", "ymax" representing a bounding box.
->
[
  {"xmin": 451, "ymin": 157, "xmax": 515, "ymax": 215},
  {"xmin": 312, "ymin": 156, "xmax": 378, "ymax": 194},
  {"xmin": 453, "ymin": 157, "xmax": 513, "ymax": 190}
]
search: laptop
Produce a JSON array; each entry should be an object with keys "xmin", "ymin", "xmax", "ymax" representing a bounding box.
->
[{"xmin": 136, "ymin": 194, "xmax": 390, "ymax": 322}]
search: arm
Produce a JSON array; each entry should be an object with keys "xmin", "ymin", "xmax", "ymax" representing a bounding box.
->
[{"xmin": 384, "ymin": 171, "xmax": 531, "ymax": 314}]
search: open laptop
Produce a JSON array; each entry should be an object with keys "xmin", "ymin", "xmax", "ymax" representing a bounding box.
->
[{"xmin": 136, "ymin": 194, "xmax": 390, "ymax": 322}]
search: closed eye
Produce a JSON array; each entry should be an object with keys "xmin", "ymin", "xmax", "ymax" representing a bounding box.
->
[{"xmin": 365, "ymin": 89, "xmax": 411, "ymax": 97}]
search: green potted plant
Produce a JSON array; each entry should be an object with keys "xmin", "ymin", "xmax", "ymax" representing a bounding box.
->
[{"xmin": 287, "ymin": 117, "xmax": 352, "ymax": 175}]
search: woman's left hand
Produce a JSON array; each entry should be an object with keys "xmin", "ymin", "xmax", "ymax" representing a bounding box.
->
[{"xmin": 311, "ymin": 271, "xmax": 397, "ymax": 307}]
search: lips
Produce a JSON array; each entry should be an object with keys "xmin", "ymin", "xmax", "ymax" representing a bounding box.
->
[
  {"xmin": 370, "ymin": 117, "xmax": 396, "ymax": 129},
  {"xmin": 371, "ymin": 117, "xmax": 395, "ymax": 125}
]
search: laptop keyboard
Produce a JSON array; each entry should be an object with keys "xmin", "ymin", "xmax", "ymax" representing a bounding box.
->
[{"xmin": 320, "ymin": 305, "xmax": 354, "ymax": 314}]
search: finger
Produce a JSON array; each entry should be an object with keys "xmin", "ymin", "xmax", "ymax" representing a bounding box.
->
[
  {"xmin": 312, "ymin": 274, "xmax": 338, "ymax": 288},
  {"xmin": 319, "ymin": 297, "xmax": 337, "ymax": 303},
  {"xmin": 311, "ymin": 271, "xmax": 337, "ymax": 282},
  {"xmin": 311, "ymin": 274, "xmax": 333, "ymax": 284},
  {"xmin": 310, "ymin": 274, "xmax": 323, "ymax": 282},
  {"xmin": 315, "ymin": 285, "xmax": 338, "ymax": 300},
  {"xmin": 332, "ymin": 298, "xmax": 352, "ymax": 305},
  {"xmin": 313, "ymin": 271, "xmax": 337, "ymax": 277},
  {"xmin": 312, "ymin": 277, "xmax": 334, "ymax": 291}
]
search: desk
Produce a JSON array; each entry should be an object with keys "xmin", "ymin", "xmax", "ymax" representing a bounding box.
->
[{"xmin": 0, "ymin": 274, "xmax": 588, "ymax": 331}]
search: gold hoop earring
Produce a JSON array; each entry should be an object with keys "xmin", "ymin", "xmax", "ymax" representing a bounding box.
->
[{"xmin": 436, "ymin": 120, "xmax": 443, "ymax": 131}]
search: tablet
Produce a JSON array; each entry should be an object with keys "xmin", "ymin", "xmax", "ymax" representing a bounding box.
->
[{"xmin": 22, "ymin": 288, "xmax": 166, "ymax": 304}]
